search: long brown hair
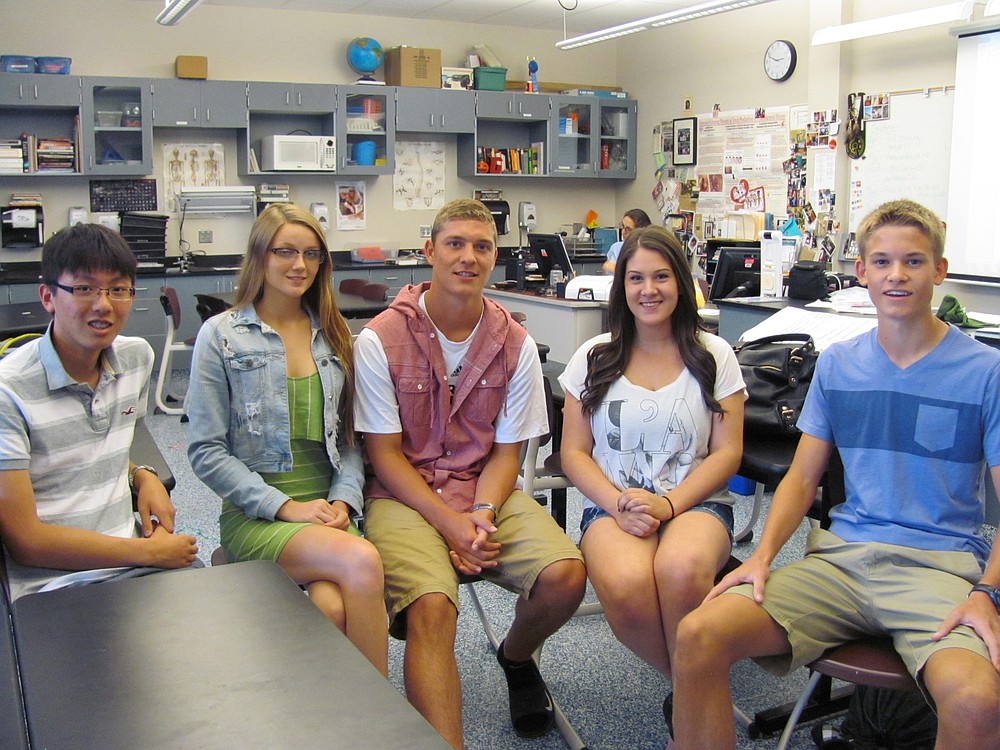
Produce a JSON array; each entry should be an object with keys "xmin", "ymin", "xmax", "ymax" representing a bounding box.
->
[
  {"xmin": 580, "ymin": 226, "xmax": 723, "ymax": 418},
  {"xmin": 234, "ymin": 203, "xmax": 357, "ymax": 439}
]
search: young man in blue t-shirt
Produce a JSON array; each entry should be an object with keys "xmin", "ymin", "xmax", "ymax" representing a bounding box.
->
[{"xmin": 673, "ymin": 200, "xmax": 1000, "ymax": 749}]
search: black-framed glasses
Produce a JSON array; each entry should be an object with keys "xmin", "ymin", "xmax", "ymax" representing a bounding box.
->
[
  {"xmin": 268, "ymin": 247, "xmax": 326, "ymax": 264},
  {"xmin": 50, "ymin": 282, "xmax": 136, "ymax": 302}
]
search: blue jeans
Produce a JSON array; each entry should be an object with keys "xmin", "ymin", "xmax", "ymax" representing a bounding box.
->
[{"xmin": 580, "ymin": 500, "xmax": 734, "ymax": 542}]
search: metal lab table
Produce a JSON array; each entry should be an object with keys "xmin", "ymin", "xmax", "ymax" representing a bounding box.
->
[{"xmin": 12, "ymin": 561, "xmax": 449, "ymax": 750}]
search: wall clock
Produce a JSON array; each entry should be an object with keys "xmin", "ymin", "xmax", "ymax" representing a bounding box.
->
[{"xmin": 764, "ymin": 40, "xmax": 796, "ymax": 82}]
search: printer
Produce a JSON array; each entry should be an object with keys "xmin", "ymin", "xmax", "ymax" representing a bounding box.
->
[{"xmin": 565, "ymin": 274, "xmax": 613, "ymax": 301}]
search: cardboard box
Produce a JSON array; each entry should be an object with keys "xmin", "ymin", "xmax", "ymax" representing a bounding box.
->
[
  {"xmin": 385, "ymin": 47, "xmax": 441, "ymax": 88},
  {"xmin": 442, "ymin": 66, "xmax": 474, "ymax": 90},
  {"xmin": 175, "ymin": 55, "xmax": 208, "ymax": 80}
]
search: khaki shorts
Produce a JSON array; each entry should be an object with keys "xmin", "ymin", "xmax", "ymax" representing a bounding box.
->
[
  {"xmin": 727, "ymin": 527, "xmax": 989, "ymax": 696},
  {"xmin": 364, "ymin": 490, "xmax": 583, "ymax": 639}
]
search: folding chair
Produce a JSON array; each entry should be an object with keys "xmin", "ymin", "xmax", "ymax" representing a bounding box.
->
[{"xmin": 154, "ymin": 287, "xmax": 195, "ymax": 416}]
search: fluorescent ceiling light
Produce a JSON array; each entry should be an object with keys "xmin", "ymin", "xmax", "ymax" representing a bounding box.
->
[
  {"xmin": 812, "ymin": 1, "xmax": 973, "ymax": 45},
  {"xmin": 156, "ymin": 0, "xmax": 203, "ymax": 25},
  {"xmin": 556, "ymin": 0, "xmax": 777, "ymax": 50}
]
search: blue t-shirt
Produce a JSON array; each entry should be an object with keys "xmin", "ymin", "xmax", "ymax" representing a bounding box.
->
[
  {"xmin": 606, "ymin": 240, "xmax": 623, "ymax": 264},
  {"xmin": 797, "ymin": 326, "xmax": 1000, "ymax": 566}
]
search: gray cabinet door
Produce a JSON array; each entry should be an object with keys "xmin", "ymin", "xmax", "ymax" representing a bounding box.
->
[
  {"xmin": 476, "ymin": 92, "xmax": 549, "ymax": 120},
  {"xmin": 152, "ymin": 79, "xmax": 247, "ymax": 127},
  {"xmin": 0, "ymin": 74, "xmax": 80, "ymax": 107},
  {"xmin": 598, "ymin": 99, "xmax": 637, "ymax": 178},
  {"xmin": 395, "ymin": 89, "xmax": 475, "ymax": 133},
  {"xmin": 248, "ymin": 82, "xmax": 335, "ymax": 114},
  {"xmin": 81, "ymin": 76, "xmax": 153, "ymax": 175}
]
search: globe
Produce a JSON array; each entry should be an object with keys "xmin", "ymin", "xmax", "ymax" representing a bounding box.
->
[{"xmin": 347, "ymin": 37, "xmax": 384, "ymax": 82}]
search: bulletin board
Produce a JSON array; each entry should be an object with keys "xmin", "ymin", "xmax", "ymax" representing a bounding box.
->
[{"xmin": 847, "ymin": 90, "xmax": 953, "ymax": 232}]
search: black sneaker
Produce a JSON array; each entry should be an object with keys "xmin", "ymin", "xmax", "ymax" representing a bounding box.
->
[{"xmin": 496, "ymin": 640, "xmax": 555, "ymax": 738}]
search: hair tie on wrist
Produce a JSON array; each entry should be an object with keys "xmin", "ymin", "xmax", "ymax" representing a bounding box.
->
[{"xmin": 664, "ymin": 495, "xmax": 675, "ymax": 521}]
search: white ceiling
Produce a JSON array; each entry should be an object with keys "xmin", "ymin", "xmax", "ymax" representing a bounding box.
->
[{"xmin": 158, "ymin": 0, "xmax": 702, "ymax": 36}]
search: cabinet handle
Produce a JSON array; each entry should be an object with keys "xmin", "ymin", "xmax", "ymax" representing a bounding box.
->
[
  {"xmin": 430, "ymin": 114, "xmax": 435, "ymax": 128},
  {"xmin": 297, "ymin": 92, "xmax": 302, "ymax": 106},
  {"xmin": 441, "ymin": 114, "xmax": 445, "ymax": 128},
  {"xmin": 135, "ymin": 307, "xmax": 150, "ymax": 312},
  {"xmin": 194, "ymin": 106, "xmax": 199, "ymax": 121},
  {"xmin": 206, "ymin": 107, "xmax": 210, "ymax": 121},
  {"xmin": 286, "ymin": 91, "xmax": 291, "ymax": 105},
  {"xmin": 33, "ymin": 85, "xmax": 39, "ymax": 99},
  {"xmin": 18, "ymin": 84, "xmax": 23, "ymax": 99},
  {"xmin": 508, "ymin": 100, "xmax": 513, "ymax": 114}
]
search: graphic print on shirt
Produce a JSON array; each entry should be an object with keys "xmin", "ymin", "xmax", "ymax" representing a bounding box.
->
[{"xmin": 596, "ymin": 396, "xmax": 696, "ymax": 492}]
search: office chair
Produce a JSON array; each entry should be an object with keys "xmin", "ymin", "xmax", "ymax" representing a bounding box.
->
[
  {"xmin": 193, "ymin": 293, "xmax": 228, "ymax": 322},
  {"xmin": 338, "ymin": 277, "xmax": 369, "ymax": 296},
  {"xmin": 154, "ymin": 287, "xmax": 196, "ymax": 416}
]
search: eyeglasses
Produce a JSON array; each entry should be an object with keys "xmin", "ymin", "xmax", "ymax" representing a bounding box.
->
[
  {"xmin": 268, "ymin": 247, "xmax": 326, "ymax": 264},
  {"xmin": 51, "ymin": 282, "xmax": 136, "ymax": 302}
]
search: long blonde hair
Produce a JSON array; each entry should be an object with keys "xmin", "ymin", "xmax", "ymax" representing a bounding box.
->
[{"xmin": 234, "ymin": 203, "xmax": 357, "ymax": 439}]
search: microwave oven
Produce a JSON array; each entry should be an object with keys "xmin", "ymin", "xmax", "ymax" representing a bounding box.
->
[{"xmin": 261, "ymin": 135, "xmax": 336, "ymax": 172}]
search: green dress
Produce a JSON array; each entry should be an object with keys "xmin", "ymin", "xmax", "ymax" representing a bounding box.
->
[{"xmin": 219, "ymin": 372, "xmax": 359, "ymax": 562}]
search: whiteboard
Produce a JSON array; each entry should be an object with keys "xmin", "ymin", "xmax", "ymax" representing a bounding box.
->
[{"xmin": 847, "ymin": 91, "xmax": 954, "ymax": 232}]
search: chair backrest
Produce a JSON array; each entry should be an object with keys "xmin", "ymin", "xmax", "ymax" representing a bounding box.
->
[
  {"xmin": 193, "ymin": 294, "xmax": 229, "ymax": 321},
  {"xmin": 339, "ymin": 277, "xmax": 368, "ymax": 296},
  {"xmin": 159, "ymin": 286, "xmax": 182, "ymax": 330},
  {"xmin": 361, "ymin": 283, "xmax": 389, "ymax": 302}
]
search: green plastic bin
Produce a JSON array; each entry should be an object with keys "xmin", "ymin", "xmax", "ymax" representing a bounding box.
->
[{"xmin": 473, "ymin": 66, "xmax": 508, "ymax": 91}]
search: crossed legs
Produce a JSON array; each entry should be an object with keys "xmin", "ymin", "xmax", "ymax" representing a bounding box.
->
[{"xmin": 277, "ymin": 525, "xmax": 389, "ymax": 676}]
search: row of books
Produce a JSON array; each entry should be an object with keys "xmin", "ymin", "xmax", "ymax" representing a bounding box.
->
[
  {"xmin": 0, "ymin": 132, "xmax": 78, "ymax": 174},
  {"xmin": 475, "ymin": 143, "xmax": 545, "ymax": 175}
]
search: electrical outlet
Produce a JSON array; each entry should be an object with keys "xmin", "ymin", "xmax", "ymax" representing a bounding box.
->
[
  {"xmin": 419, "ymin": 225, "xmax": 432, "ymax": 239},
  {"xmin": 198, "ymin": 230, "xmax": 213, "ymax": 244}
]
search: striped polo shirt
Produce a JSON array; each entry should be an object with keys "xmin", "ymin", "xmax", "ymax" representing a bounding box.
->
[{"xmin": 0, "ymin": 327, "xmax": 154, "ymax": 599}]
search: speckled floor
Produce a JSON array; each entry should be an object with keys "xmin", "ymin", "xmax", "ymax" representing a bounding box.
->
[{"xmin": 147, "ymin": 372, "xmax": 841, "ymax": 750}]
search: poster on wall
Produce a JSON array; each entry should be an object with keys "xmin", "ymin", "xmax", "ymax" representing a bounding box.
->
[
  {"xmin": 162, "ymin": 143, "xmax": 224, "ymax": 213},
  {"xmin": 693, "ymin": 108, "xmax": 790, "ymax": 217},
  {"xmin": 394, "ymin": 141, "xmax": 446, "ymax": 211},
  {"xmin": 336, "ymin": 181, "xmax": 366, "ymax": 231}
]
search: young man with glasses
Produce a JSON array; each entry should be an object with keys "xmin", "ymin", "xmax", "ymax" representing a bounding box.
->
[{"xmin": 0, "ymin": 223, "xmax": 198, "ymax": 600}]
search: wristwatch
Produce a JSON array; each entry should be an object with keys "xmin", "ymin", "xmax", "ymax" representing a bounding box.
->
[
  {"xmin": 970, "ymin": 583, "xmax": 1000, "ymax": 615},
  {"xmin": 471, "ymin": 503, "xmax": 498, "ymax": 516},
  {"xmin": 128, "ymin": 464, "xmax": 158, "ymax": 492}
]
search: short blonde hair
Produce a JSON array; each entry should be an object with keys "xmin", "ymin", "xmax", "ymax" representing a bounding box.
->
[
  {"xmin": 857, "ymin": 200, "xmax": 945, "ymax": 261},
  {"xmin": 431, "ymin": 198, "xmax": 497, "ymax": 244}
]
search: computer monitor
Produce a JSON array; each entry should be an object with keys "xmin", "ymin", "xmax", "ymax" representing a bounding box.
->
[
  {"xmin": 526, "ymin": 233, "xmax": 575, "ymax": 281},
  {"xmin": 709, "ymin": 246, "xmax": 761, "ymax": 301}
]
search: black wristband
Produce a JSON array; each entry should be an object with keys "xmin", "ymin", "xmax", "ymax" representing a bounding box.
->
[{"xmin": 970, "ymin": 583, "xmax": 1000, "ymax": 615}]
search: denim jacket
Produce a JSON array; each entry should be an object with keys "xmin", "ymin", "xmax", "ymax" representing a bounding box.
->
[{"xmin": 186, "ymin": 305, "xmax": 364, "ymax": 520}]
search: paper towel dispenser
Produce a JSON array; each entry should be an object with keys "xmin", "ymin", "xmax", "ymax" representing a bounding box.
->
[
  {"xmin": 480, "ymin": 200, "xmax": 510, "ymax": 236},
  {"xmin": 1, "ymin": 206, "xmax": 44, "ymax": 248}
]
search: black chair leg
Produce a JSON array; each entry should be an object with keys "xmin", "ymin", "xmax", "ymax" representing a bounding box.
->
[{"xmin": 749, "ymin": 674, "xmax": 853, "ymax": 737}]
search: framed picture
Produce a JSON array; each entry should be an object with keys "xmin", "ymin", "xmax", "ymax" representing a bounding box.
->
[{"xmin": 672, "ymin": 116, "xmax": 698, "ymax": 166}]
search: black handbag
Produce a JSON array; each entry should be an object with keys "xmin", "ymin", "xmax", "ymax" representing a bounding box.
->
[
  {"xmin": 788, "ymin": 261, "xmax": 829, "ymax": 301},
  {"xmin": 735, "ymin": 333, "xmax": 818, "ymax": 437}
]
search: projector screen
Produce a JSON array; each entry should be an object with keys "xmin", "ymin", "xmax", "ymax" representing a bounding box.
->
[{"xmin": 945, "ymin": 28, "xmax": 1000, "ymax": 284}]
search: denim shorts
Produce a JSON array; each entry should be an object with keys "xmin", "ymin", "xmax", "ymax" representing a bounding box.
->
[{"xmin": 580, "ymin": 500, "xmax": 734, "ymax": 542}]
